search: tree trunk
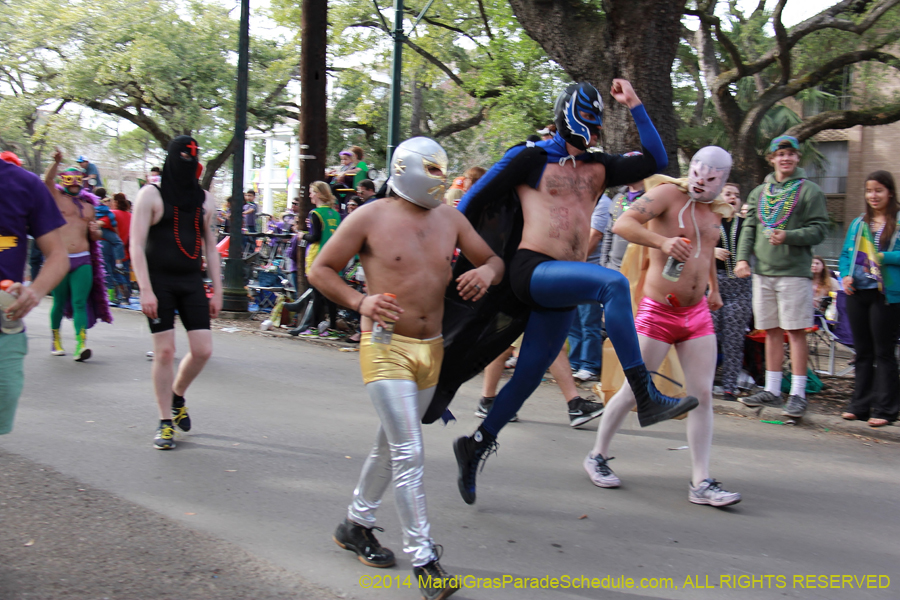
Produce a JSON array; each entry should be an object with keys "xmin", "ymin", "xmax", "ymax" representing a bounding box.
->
[
  {"xmin": 732, "ymin": 151, "xmax": 768, "ymax": 203},
  {"xmin": 509, "ymin": 0, "xmax": 685, "ymax": 176},
  {"xmin": 410, "ymin": 75, "xmax": 424, "ymax": 138},
  {"xmin": 297, "ymin": 0, "xmax": 328, "ymax": 292},
  {"xmin": 201, "ymin": 134, "xmax": 237, "ymax": 190}
]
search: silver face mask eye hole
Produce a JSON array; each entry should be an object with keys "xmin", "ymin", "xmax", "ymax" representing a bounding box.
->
[{"xmin": 421, "ymin": 157, "xmax": 447, "ymax": 180}]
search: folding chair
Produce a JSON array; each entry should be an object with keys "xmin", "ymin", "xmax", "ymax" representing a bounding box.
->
[
  {"xmin": 247, "ymin": 268, "xmax": 287, "ymax": 315},
  {"xmin": 811, "ymin": 290, "xmax": 855, "ymax": 376}
]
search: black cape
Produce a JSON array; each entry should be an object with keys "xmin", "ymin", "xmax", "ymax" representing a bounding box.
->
[{"xmin": 423, "ymin": 137, "xmax": 659, "ymax": 424}]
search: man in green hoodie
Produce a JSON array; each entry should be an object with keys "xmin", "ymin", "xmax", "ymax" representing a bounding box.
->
[{"xmin": 734, "ymin": 135, "xmax": 829, "ymax": 418}]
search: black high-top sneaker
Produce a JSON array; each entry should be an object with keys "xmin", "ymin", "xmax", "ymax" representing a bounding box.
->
[
  {"xmin": 624, "ymin": 363, "xmax": 699, "ymax": 427},
  {"xmin": 333, "ymin": 519, "xmax": 395, "ymax": 568},
  {"xmin": 171, "ymin": 393, "xmax": 191, "ymax": 432},
  {"xmin": 568, "ymin": 396, "xmax": 605, "ymax": 427},
  {"xmin": 413, "ymin": 546, "xmax": 460, "ymax": 600},
  {"xmin": 453, "ymin": 425, "xmax": 498, "ymax": 505},
  {"xmin": 474, "ymin": 396, "xmax": 493, "ymax": 418}
]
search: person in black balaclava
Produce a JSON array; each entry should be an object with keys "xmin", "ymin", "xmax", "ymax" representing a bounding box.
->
[{"xmin": 130, "ymin": 135, "xmax": 223, "ymax": 450}]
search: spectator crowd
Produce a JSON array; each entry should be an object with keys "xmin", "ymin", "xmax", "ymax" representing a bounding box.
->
[{"xmin": 5, "ymin": 131, "xmax": 898, "ymax": 445}]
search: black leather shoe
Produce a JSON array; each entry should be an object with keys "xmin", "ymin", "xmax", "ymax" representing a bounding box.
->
[
  {"xmin": 414, "ymin": 556, "xmax": 460, "ymax": 600},
  {"xmin": 333, "ymin": 519, "xmax": 395, "ymax": 568}
]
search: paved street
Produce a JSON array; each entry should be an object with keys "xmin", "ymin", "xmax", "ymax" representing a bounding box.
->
[{"xmin": 2, "ymin": 300, "xmax": 898, "ymax": 600}]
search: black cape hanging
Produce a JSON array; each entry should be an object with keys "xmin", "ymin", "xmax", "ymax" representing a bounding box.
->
[{"xmin": 160, "ymin": 135, "xmax": 205, "ymax": 211}]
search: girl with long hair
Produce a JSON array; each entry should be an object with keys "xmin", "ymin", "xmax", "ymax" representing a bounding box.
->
[
  {"xmin": 811, "ymin": 255, "xmax": 839, "ymax": 313},
  {"xmin": 838, "ymin": 170, "xmax": 900, "ymax": 427},
  {"xmin": 302, "ymin": 181, "xmax": 341, "ymax": 337}
]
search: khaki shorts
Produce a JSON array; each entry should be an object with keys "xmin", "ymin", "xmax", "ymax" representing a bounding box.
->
[
  {"xmin": 359, "ymin": 332, "xmax": 443, "ymax": 389},
  {"xmin": 752, "ymin": 275, "xmax": 813, "ymax": 331}
]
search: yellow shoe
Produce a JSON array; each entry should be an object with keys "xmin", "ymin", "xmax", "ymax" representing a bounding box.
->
[
  {"xmin": 73, "ymin": 330, "xmax": 91, "ymax": 362},
  {"xmin": 51, "ymin": 329, "xmax": 66, "ymax": 356}
]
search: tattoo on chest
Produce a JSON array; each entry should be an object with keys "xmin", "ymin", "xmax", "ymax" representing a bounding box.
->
[{"xmin": 548, "ymin": 206, "xmax": 570, "ymax": 239}]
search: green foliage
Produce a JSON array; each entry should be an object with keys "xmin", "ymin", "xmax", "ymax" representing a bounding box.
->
[
  {"xmin": 271, "ymin": 191, "xmax": 288, "ymax": 218},
  {"xmin": 313, "ymin": 0, "xmax": 569, "ymax": 172},
  {"xmin": 677, "ymin": 0, "xmax": 900, "ymax": 182},
  {"xmin": 0, "ymin": 0, "xmax": 299, "ymax": 175}
]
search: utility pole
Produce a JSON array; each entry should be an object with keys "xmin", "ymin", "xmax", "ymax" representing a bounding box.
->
[
  {"xmin": 222, "ymin": 0, "xmax": 251, "ymax": 312},
  {"xmin": 386, "ymin": 0, "xmax": 404, "ymax": 164},
  {"xmin": 297, "ymin": 0, "xmax": 327, "ymax": 293},
  {"xmin": 384, "ymin": 0, "xmax": 434, "ymax": 164}
]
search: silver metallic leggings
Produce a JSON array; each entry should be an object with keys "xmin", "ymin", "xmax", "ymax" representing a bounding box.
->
[{"xmin": 348, "ymin": 380, "xmax": 436, "ymax": 567}]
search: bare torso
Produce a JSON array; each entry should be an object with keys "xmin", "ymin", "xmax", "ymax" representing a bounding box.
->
[
  {"xmin": 517, "ymin": 161, "xmax": 607, "ymax": 262},
  {"xmin": 643, "ymin": 186, "xmax": 721, "ymax": 307},
  {"xmin": 358, "ymin": 198, "xmax": 459, "ymax": 339},
  {"xmin": 51, "ymin": 189, "xmax": 94, "ymax": 255}
]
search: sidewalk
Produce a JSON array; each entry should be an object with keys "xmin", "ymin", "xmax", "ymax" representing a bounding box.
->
[
  {"xmin": 207, "ymin": 310, "xmax": 899, "ymax": 443},
  {"xmin": 712, "ymin": 397, "xmax": 900, "ymax": 443}
]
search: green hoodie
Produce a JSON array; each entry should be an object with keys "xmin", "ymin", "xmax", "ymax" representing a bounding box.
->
[{"xmin": 736, "ymin": 167, "xmax": 829, "ymax": 278}]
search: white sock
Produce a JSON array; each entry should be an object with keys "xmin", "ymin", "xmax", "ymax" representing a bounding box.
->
[
  {"xmin": 790, "ymin": 375, "xmax": 807, "ymax": 399},
  {"xmin": 765, "ymin": 371, "xmax": 783, "ymax": 396}
]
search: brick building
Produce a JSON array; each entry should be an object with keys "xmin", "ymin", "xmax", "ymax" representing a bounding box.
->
[{"xmin": 799, "ymin": 64, "xmax": 900, "ymax": 261}]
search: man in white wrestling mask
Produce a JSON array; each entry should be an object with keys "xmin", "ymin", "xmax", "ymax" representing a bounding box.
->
[{"xmin": 688, "ymin": 146, "xmax": 732, "ymax": 203}]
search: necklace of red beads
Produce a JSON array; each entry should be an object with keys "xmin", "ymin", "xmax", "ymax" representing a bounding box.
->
[{"xmin": 173, "ymin": 206, "xmax": 201, "ymax": 259}]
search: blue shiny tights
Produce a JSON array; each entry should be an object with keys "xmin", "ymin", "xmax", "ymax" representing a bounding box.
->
[{"xmin": 482, "ymin": 260, "xmax": 643, "ymax": 435}]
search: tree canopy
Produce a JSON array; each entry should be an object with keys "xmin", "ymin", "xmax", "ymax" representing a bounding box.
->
[
  {"xmin": 6, "ymin": 0, "xmax": 900, "ymax": 196},
  {"xmin": 317, "ymin": 0, "xmax": 569, "ymax": 173},
  {"xmin": 680, "ymin": 0, "xmax": 900, "ymax": 188},
  {"xmin": 0, "ymin": 0, "xmax": 300, "ymax": 185}
]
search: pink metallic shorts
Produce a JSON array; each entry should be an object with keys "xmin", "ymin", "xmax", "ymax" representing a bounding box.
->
[{"xmin": 633, "ymin": 296, "xmax": 715, "ymax": 345}]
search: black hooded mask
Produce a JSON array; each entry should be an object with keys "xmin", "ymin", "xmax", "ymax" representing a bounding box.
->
[{"xmin": 160, "ymin": 135, "xmax": 205, "ymax": 211}]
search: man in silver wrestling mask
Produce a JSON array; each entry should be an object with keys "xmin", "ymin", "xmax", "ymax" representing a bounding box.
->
[{"xmin": 308, "ymin": 136, "xmax": 504, "ymax": 600}]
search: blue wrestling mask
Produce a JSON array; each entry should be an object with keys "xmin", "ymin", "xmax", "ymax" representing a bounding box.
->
[{"xmin": 554, "ymin": 82, "xmax": 603, "ymax": 152}]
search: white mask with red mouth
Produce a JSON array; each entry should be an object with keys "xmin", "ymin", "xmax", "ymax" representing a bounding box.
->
[
  {"xmin": 687, "ymin": 146, "xmax": 732, "ymax": 203},
  {"xmin": 678, "ymin": 146, "xmax": 733, "ymax": 258}
]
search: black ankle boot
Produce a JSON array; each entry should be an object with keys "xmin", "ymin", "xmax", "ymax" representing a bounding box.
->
[
  {"xmin": 333, "ymin": 519, "xmax": 395, "ymax": 568},
  {"xmin": 414, "ymin": 553, "xmax": 460, "ymax": 600},
  {"xmin": 623, "ymin": 363, "xmax": 699, "ymax": 428},
  {"xmin": 453, "ymin": 425, "xmax": 498, "ymax": 505}
]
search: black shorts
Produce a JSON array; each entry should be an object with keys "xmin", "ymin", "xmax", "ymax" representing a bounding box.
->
[
  {"xmin": 148, "ymin": 271, "xmax": 210, "ymax": 334},
  {"xmin": 509, "ymin": 249, "xmax": 574, "ymax": 312}
]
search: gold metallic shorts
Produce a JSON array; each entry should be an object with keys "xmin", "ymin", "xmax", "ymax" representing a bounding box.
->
[{"xmin": 359, "ymin": 332, "xmax": 444, "ymax": 389}]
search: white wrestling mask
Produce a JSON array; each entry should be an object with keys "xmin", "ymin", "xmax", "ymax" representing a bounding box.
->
[
  {"xmin": 387, "ymin": 137, "xmax": 448, "ymax": 210},
  {"xmin": 687, "ymin": 146, "xmax": 732, "ymax": 203}
]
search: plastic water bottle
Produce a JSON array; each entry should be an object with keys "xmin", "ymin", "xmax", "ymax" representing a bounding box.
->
[
  {"xmin": 0, "ymin": 280, "xmax": 24, "ymax": 334},
  {"xmin": 661, "ymin": 238, "xmax": 691, "ymax": 282},
  {"xmin": 371, "ymin": 293, "xmax": 396, "ymax": 347}
]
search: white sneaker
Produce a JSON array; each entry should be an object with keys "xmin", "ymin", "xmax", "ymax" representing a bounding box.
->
[
  {"xmin": 583, "ymin": 454, "xmax": 620, "ymax": 488},
  {"xmin": 504, "ymin": 356, "xmax": 517, "ymax": 369},
  {"xmin": 689, "ymin": 478, "xmax": 741, "ymax": 507},
  {"xmin": 573, "ymin": 369, "xmax": 599, "ymax": 382}
]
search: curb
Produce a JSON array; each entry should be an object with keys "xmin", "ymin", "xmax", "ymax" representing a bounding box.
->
[
  {"xmin": 712, "ymin": 399, "xmax": 899, "ymax": 443},
  {"xmin": 251, "ymin": 325, "xmax": 358, "ymax": 350},
  {"xmin": 209, "ymin": 313, "xmax": 898, "ymax": 443}
]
